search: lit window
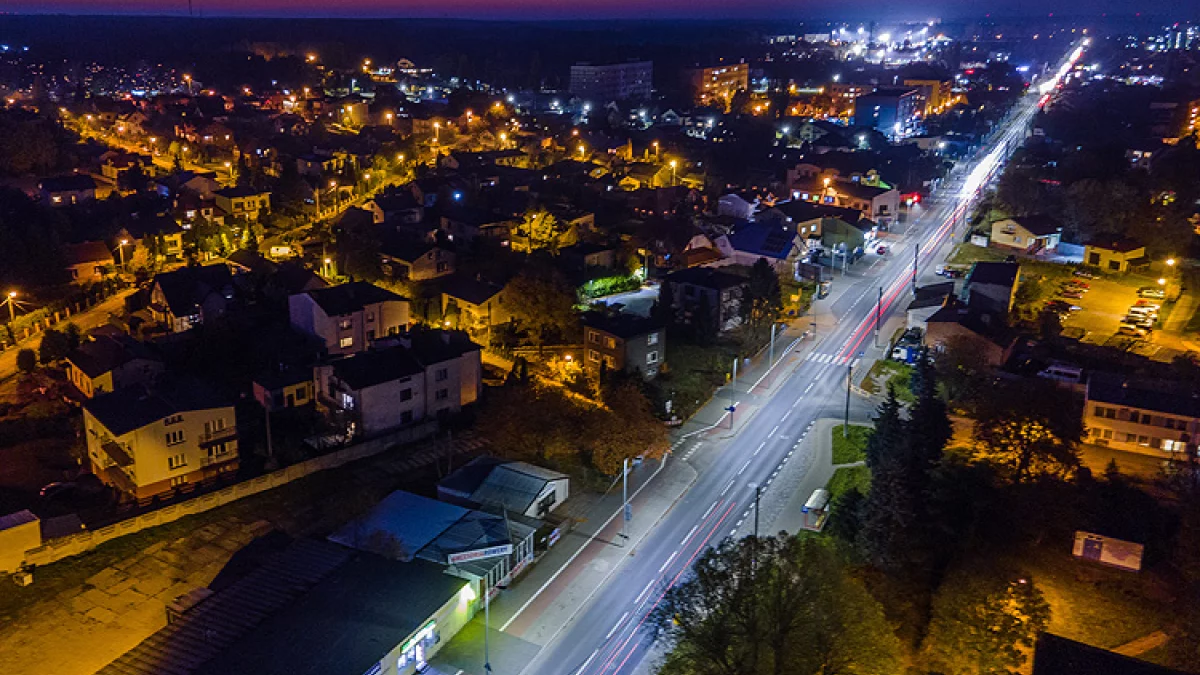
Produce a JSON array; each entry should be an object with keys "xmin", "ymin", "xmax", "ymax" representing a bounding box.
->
[
  {"xmin": 647, "ymin": 351, "xmax": 659, "ymax": 364},
  {"xmin": 167, "ymin": 452, "xmax": 187, "ymax": 469},
  {"xmin": 647, "ymin": 333, "xmax": 659, "ymax": 346},
  {"xmin": 339, "ymin": 336, "xmax": 353, "ymax": 348}
]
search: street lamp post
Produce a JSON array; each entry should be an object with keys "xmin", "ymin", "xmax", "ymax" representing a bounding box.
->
[
  {"xmin": 117, "ymin": 238, "xmax": 129, "ymax": 272},
  {"xmin": 669, "ymin": 159, "xmax": 677, "ymax": 186},
  {"xmin": 3, "ymin": 291, "xmax": 17, "ymax": 323}
]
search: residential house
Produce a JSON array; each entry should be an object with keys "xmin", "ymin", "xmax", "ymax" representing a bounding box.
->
[
  {"xmin": 118, "ymin": 213, "xmax": 185, "ymax": 263},
  {"xmin": 1085, "ymin": 239, "xmax": 1148, "ymax": 273},
  {"xmin": 63, "ymin": 241, "xmax": 114, "ymax": 284},
  {"xmin": 560, "ymin": 242, "xmax": 618, "ymax": 272},
  {"xmin": 439, "ymin": 208, "xmax": 514, "ymax": 242},
  {"xmin": 149, "ymin": 264, "xmax": 235, "ymax": 333},
  {"xmin": 441, "ymin": 275, "xmax": 511, "ymax": 337},
  {"xmin": 214, "ymin": 186, "xmax": 272, "ymax": 222},
  {"xmin": 960, "ymin": 261, "xmax": 1019, "ymax": 320},
  {"xmin": 905, "ymin": 282, "xmax": 955, "ymax": 331},
  {"xmin": 252, "ymin": 366, "xmax": 316, "ymax": 412},
  {"xmin": 83, "ymin": 382, "xmax": 239, "ymax": 500},
  {"xmin": 40, "ymin": 175, "xmax": 96, "ymax": 206},
  {"xmin": 100, "ymin": 152, "xmax": 150, "ymax": 188},
  {"xmin": 662, "ymin": 267, "xmax": 747, "ymax": 334},
  {"xmin": 792, "ymin": 178, "xmax": 901, "ymax": 229},
  {"xmin": 620, "ymin": 163, "xmax": 673, "ymax": 190},
  {"xmin": 510, "ymin": 212, "xmax": 580, "ymax": 253},
  {"xmin": 1084, "ymin": 375, "xmax": 1200, "ymax": 458},
  {"xmin": 288, "ymin": 281, "xmax": 410, "ymax": 356},
  {"xmin": 717, "ymin": 192, "xmax": 759, "ymax": 220},
  {"xmin": 380, "ymin": 239, "xmax": 455, "ymax": 282},
  {"xmin": 725, "ymin": 220, "xmax": 807, "ymax": 275},
  {"xmin": 924, "ymin": 300, "xmax": 1016, "ymax": 368},
  {"xmin": 582, "ymin": 312, "xmax": 665, "ymax": 379},
  {"xmin": 365, "ymin": 191, "xmax": 425, "ymax": 226},
  {"xmin": 66, "ymin": 333, "xmax": 164, "ymax": 399},
  {"xmin": 438, "ymin": 457, "xmax": 571, "ymax": 519},
  {"xmin": 990, "ymin": 215, "xmax": 1063, "ymax": 253},
  {"xmin": 316, "ymin": 331, "xmax": 482, "ymax": 438}
]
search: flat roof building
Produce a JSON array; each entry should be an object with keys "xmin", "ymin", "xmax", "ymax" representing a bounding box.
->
[{"xmin": 569, "ymin": 61, "xmax": 653, "ymax": 103}]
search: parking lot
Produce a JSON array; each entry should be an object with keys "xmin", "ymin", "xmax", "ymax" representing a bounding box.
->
[{"xmin": 1057, "ymin": 276, "xmax": 1148, "ymax": 342}]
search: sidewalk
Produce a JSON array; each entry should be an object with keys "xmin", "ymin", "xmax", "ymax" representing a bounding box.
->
[{"xmin": 430, "ymin": 458, "xmax": 698, "ymax": 674}]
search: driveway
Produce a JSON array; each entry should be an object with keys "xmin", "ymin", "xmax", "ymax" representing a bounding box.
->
[{"xmin": 594, "ymin": 285, "xmax": 659, "ymax": 318}]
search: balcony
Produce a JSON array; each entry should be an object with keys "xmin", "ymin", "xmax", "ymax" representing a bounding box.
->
[
  {"xmin": 200, "ymin": 453, "xmax": 237, "ymax": 468},
  {"xmin": 198, "ymin": 426, "xmax": 238, "ymax": 446},
  {"xmin": 101, "ymin": 439, "xmax": 134, "ymax": 468}
]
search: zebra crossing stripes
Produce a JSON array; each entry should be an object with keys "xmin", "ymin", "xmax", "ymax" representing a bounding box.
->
[{"xmin": 803, "ymin": 352, "xmax": 852, "ymax": 365}]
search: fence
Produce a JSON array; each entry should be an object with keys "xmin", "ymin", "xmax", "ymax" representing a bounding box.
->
[
  {"xmin": 0, "ymin": 285, "xmax": 129, "ymax": 353},
  {"xmin": 0, "ymin": 420, "xmax": 437, "ymax": 573}
]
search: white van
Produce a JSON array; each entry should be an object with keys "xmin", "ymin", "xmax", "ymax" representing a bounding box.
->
[
  {"xmin": 1128, "ymin": 305, "xmax": 1157, "ymax": 317},
  {"xmin": 1037, "ymin": 364, "xmax": 1083, "ymax": 385}
]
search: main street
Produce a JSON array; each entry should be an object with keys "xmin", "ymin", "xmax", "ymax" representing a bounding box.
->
[{"xmin": 485, "ymin": 46, "xmax": 1086, "ymax": 675}]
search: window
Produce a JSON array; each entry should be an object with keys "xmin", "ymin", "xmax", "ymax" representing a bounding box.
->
[
  {"xmin": 400, "ymin": 388, "xmax": 413, "ymax": 402},
  {"xmin": 366, "ymin": 311, "xmax": 375, "ymax": 323},
  {"xmin": 436, "ymin": 388, "xmax": 449, "ymax": 401},
  {"xmin": 339, "ymin": 336, "xmax": 354, "ymax": 348},
  {"xmin": 338, "ymin": 319, "xmax": 353, "ymax": 330},
  {"xmin": 164, "ymin": 414, "xmax": 184, "ymax": 426},
  {"xmin": 208, "ymin": 444, "xmax": 229, "ymax": 458},
  {"xmin": 588, "ymin": 331, "xmax": 601, "ymax": 344},
  {"xmin": 1102, "ymin": 429, "xmax": 1113, "ymax": 439},
  {"xmin": 1166, "ymin": 418, "xmax": 1178, "ymax": 430},
  {"xmin": 588, "ymin": 350, "xmax": 600, "ymax": 363},
  {"xmin": 340, "ymin": 392, "xmax": 355, "ymax": 410},
  {"xmin": 170, "ymin": 476, "xmax": 188, "ymax": 488},
  {"xmin": 647, "ymin": 333, "xmax": 659, "ymax": 346},
  {"xmin": 165, "ymin": 430, "xmax": 185, "ymax": 446},
  {"xmin": 605, "ymin": 337, "xmax": 616, "ymax": 349},
  {"xmin": 1142, "ymin": 413, "xmax": 1153, "ymax": 424},
  {"xmin": 647, "ymin": 351, "xmax": 659, "ymax": 364},
  {"xmin": 168, "ymin": 453, "xmax": 187, "ymax": 470},
  {"xmin": 1125, "ymin": 433, "xmax": 1138, "ymax": 443},
  {"xmin": 435, "ymin": 368, "xmax": 449, "ymax": 382},
  {"xmin": 1164, "ymin": 439, "xmax": 1187, "ymax": 452}
]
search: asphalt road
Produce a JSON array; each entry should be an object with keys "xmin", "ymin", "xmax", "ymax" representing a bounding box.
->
[{"xmin": 509, "ymin": 52, "xmax": 1081, "ymax": 675}]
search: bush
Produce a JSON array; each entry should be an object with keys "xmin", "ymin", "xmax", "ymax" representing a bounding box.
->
[
  {"xmin": 16, "ymin": 348, "xmax": 36, "ymax": 373},
  {"xmin": 577, "ymin": 274, "xmax": 641, "ymax": 301}
]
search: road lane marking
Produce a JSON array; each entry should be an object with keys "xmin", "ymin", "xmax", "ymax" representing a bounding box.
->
[
  {"xmin": 658, "ymin": 551, "xmax": 679, "ymax": 573},
  {"xmin": 720, "ymin": 479, "xmax": 735, "ymax": 496},
  {"xmin": 635, "ymin": 579, "xmax": 655, "ymax": 605},
  {"xmin": 702, "ymin": 502, "xmax": 717, "ymax": 519},
  {"xmin": 753, "ymin": 442, "xmax": 764, "ymax": 456},
  {"xmin": 769, "ymin": 425, "xmax": 779, "ymax": 436},
  {"xmin": 804, "ymin": 382, "xmax": 814, "ymax": 394},
  {"xmin": 737, "ymin": 459, "xmax": 750, "ymax": 475},
  {"xmin": 606, "ymin": 612, "xmax": 630, "ymax": 641},
  {"xmin": 781, "ymin": 410, "xmax": 791, "ymax": 422},
  {"xmin": 683, "ymin": 524, "xmax": 699, "ymax": 543},
  {"xmin": 574, "ymin": 650, "xmax": 600, "ymax": 675}
]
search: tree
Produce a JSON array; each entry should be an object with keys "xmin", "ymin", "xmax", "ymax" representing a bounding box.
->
[
  {"xmin": 741, "ymin": 259, "xmax": 783, "ymax": 345},
  {"xmin": 654, "ymin": 280, "xmax": 676, "ymax": 326},
  {"xmin": 585, "ymin": 379, "xmax": 669, "ymax": 475},
  {"xmin": 973, "ymin": 378, "xmax": 1083, "ymax": 482},
  {"xmin": 16, "ymin": 348, "xmax": 36, "ymax": 373},
  {"xmin": 922, "ymin": 562, "xmax": 1050, "ymax": 675},
  {"xmin": 38, "ymin": 328, "xmax": 70, "ymax": 364},
  {"xmin": 651, "ymin": 536, "xmax": 903, "ymax": 675},
  {"xmin": 334, "ymin": 211, "xmax": 382, "ymax": 280},
  {"xmin": 64, "ymin": 323, "xmax": 82, "ymax": 351},
  {"xmin": 693, "ymin": 291, "xmax": 718, "ymax": 345},
  {"xmin": 513, "ymin": 210, "xmax": 567, "ymax": 253},
  {"xmin": 505, "ymin": 264, "xmax": 578, "ymax": 346}
]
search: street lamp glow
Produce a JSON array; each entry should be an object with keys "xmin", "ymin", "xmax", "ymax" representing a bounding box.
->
[
  {"xmin": 1167, "ymin": 258, "xmax": 1176, "ymax": 267},
  {"xmin": 329, "ymin": 180, "xmax": 337, "ymax": 188},
  {"xmin": 120, "ymin": 239, "xmax": 128, "ymax": 246},
  {"xmin": 324, "ymin": 257, "xmax": 332, "ymax": 265},
  {"xmin": 7, "ymin": 291, "xmax": 15, "ymax": 299},
  {"xmin": 1158, "ymin": 278, "xmax": 1167, "ymax": 286}
]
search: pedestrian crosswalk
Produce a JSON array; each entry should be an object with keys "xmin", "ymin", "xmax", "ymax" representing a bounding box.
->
[{"xmin": 804, "ymin": 352, "xmax": 852, "ymax": 365}]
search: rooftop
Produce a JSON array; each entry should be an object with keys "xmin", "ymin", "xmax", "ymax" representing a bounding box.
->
[
  {"xmin": 67, "ymin": 334, "xmax": 158, "ymax": 379},
  {"xmin": 583, "ymin": 311, "xmax": 663, "ymax": 340},
  {"xmin": 303, "ymin": 281, "xmax": 405, "ymax": 317},
  {"xmin": 1086, "ymin": 237, "xmax": 1145, "ymax": 254},
  {"xmin": 330, "ymin": 346, "xmax": 425, "ymax": 390},
  {"xmin": 665, "ymin": 266, "xmax": 747, "ymax": 291},
  {"xmin": 728, "ymin": 221, "xmax": 799, "ymax": 261},
  {"xmin": 85, "ymin": 381, "xmax": 232, "ymax": 437},
  {"xmin": 966, "ymin": 261, "xmax": 1019, "ymax": 288},
  {"xmin": 152, "ymin": 264, "xmax": 232, "ymax": 317},
  {"xmin": 1003, "ymin": 215, "xmax": 1063, "ymax": 237},
  {"xmin": 1087, "ymin": 375, "xmax": 1200, "ymax": 419}
]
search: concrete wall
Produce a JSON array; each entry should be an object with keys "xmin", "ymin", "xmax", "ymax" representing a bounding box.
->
[
  {"xmin": 0, "ymin": 422, "xmax": 436, "ymax": 574},
  {"xmin": 0, "ymin": 511, "xmax": 41, "ymax": 574}
]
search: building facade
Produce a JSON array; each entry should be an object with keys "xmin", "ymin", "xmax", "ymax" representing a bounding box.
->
[
  {"xmin": 289, "ymin": 282, "xmax": 410, "ymax": 356},
  {"xmin": 583, "ymin": 313, "xmax": 664, "ymax": 379},
  {"xmin": 685, "ymin": 62, "xmax": 749, "ymax": 110},
  {"xmin": 853, "ymin": 87, "xmax": 920, "ymax": 136},
  {"xmin": 83, "ymin": 385, "xmax": 238, "ymax": 500},
  {"xmin": 1085, "ymin": 377, "xmax": 1200, "ymax": 458},
  {"xmin": 569, "ymin": 61, "xmax": 653, "ymax": 102}
]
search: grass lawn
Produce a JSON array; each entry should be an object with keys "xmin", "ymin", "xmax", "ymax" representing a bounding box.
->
[
  {"xmin": 861, "ymin": 360, "xmax": 915, "ymax": 402},
  {"xmin": 831, "ymin": 424, "xmax": 872, "ymax": 464},
  {"xmin": 1012, "ymin": 545, "xmax": 1174, "ymax": 653},
  {"xmin": 826, "ymin": 465, "xmax": 871, "ymax": 500},
  {"xmin": 947, "ymin": 243, "xmax": 1011, "ymax": 265},
  {"xmin": 653, "ymin": 341, "xmax": 737, "ymax": 421}
]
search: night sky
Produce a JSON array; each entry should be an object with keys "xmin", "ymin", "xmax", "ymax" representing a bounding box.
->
[{"xmin": 1, "ymin": 0, "xmax": 1180, "ymax": 19}]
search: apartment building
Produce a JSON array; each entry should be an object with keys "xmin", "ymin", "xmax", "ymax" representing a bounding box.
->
[
  {"xmin": 582, "ymin": 313, "xmax": 665, "ymax": 379},
  {"xmin": 316, "ymin": 331, "xmax": 482, "ymax": 438},
  {"xmin": 1085, "ymin": 377, "xmax": 1200, "ymax": 457},
  {"xmin": 569, "ymin": 61, "xmax": 653, "ymax": 102},
  {"xmin": 289, "ymin": 281, "xmax": 410, "ymax": 356},
  {"xmin": 83, "ymin": 383, "xmax": 239, "ymax": 500}
]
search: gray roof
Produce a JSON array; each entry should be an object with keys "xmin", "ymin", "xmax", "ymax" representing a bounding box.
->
[
  {"xmin": 196, "ymin": 554, "xmax": 464, "ymax": 675},
  {"xmin": 966, "ymin": 261, "xmax": 1019, "ymax": 288},
  {"xmin": 67, "ymin": 334, "xmax": 158, "ymax": 379},
  {"xmin": 470, "ymin": 462, "xmax": 568, "ymax": 514},
  {"xmin": 97, "ymin": 538, "xmax": 352, "ymax": 675},
  {"xmin": 84, "ymin": 381, "xmax": 231, "ymax": 436},
  {"xmin": 303, "ymin": 282, "xmax": 405, "ymax": 317},
  {"xmin": 1087, "ymin": 375, "xmax": 1200, "ymax": 419}
]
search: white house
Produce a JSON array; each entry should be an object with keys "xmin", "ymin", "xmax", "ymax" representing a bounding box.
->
[{"xmin": 289, "ymin": 281, "xmax": 410, "ymax": 356}]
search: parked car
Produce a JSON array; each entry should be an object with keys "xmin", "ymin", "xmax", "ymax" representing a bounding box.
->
[
  {"xmin": 876, "ymin": 245, "xmax": 888, "ymax": 255},
  {"xmin": 1123, "ymin": 315, "xmax": 1155, "ymax": 328},
  {"xmin": 1045, "ymin": 300, "xmax": 1082, "ymax": 312},
  {"xmin": 1059, "ymin": 290, "xmax": 1084, "ymax": 299},
  {"xmin": 1127, "ymin": 306, "xmax": 1158, "ymax": 318},
  {"xmin": 1118, "ymin": 325, "xmax": 1150, "ymax": 337},
  {"xmin": 39, "ymin": 481, "xmax": 78, "ymax": 500},
  {"xmin": 1063, "ymin": 279, "xmax": 1091, "ymax": 289},
  {"xmin": 1134, "ymin": 300, "xmax": 1161, "ymax": 309},
  {"xmin": 1073, "ymin": 269, "xmax": 1096, "ymax": 279},
  {"xmin": 1138, "ymin": 287, "xmax": 1166, "ymax": 299}
]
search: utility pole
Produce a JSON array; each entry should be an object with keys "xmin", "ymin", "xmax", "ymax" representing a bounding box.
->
[
  {"xmin": 753, "ymin": 484, "xmax": 761, "ymax": 539},
  {"xmin": 621, "ymin": 457, "xmax": 630, "ymax": 543},
  {"xmin": 874, "ymin": 286, "xmax": 882, "ymax": 348},
  {"xmin": 913, "ymin": 242, "xmax": 920, "ymax": 296},
  {"xmin": 731, "ymin": 357, "xmax": 738, "ymax": 387},
  {"xmin": 768, "ymin": 323, "xmax": 777, "ymax": 370},
  {"xmin": 843, "ymin": 361, "xmax": 852, "ymax": 438},
  {"xmin": 484, "ymin": 574, "xmax": 491, "ymax": 674},
  {"xmin": 263, "ymin": 404, "xmax": 275, "ymax": 469}
]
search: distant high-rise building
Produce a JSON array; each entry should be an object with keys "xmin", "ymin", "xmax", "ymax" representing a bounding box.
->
[
  {"xmin": 853, "ymin": 87, "xmax": 920, "ymax": 137},
  {"xmin": 569, "ymin": 61, "xmax": 653, "ymax": 103},
  {"xmin": 684, "ymin": 62, "xmax": 749, "ymax": 111}
]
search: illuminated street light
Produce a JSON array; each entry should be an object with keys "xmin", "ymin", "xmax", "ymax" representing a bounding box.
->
[
  {"xmin": 1158, "ymin": 278, "xmax": 1167, "ymax": 286},
  {"xmin": 1167, "ymin": 258, "xmax": 1176, "ymax": 267}
]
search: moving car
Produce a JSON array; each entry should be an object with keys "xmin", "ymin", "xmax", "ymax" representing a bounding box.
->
[{"xmin": 876, "ymin": 245, "xmax": 888, "ymax": 255}]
